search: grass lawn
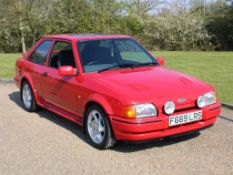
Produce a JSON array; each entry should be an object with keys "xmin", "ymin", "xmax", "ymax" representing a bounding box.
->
[
  {"xmin": 152, "ymin": 51, "xmax": 233, "ymax": 104},
  {"xmin": 0, "ymin": 52, "xmax": 232, "ymax": 103},
  {"xmin": 0, "ymin": 53, "xmax": 21, "ymax": 79}
]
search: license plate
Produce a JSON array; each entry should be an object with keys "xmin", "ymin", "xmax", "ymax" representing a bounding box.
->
[{"xmin": 169, "ymin": 111, "xmax": 202, "ymax": 126}]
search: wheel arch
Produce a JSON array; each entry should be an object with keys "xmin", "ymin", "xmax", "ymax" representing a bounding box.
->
[
  {"xmin": 84, "ymin": 94, "xmax": 114, "ymax": 115},
  {"xmin": 83, "ymin": 94, "xmax": 114, "ymax": 133},
  {"xmin": 20, "ymin": 74, "xmax": 41, "ymax": 106}
]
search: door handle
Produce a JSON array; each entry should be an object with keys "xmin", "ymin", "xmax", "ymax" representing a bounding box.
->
[{"xmin": 41, "ymin": 72, "xmax": 48, "ymax": 77}]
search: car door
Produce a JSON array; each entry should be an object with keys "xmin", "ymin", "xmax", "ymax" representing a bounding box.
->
[
  {"xmin": 27, "ymin": 40, "xmax": 53, "ymax": 98},
  {"xmin": 40, "ymin": 40, "xmax": 82, "ymax": 116}
]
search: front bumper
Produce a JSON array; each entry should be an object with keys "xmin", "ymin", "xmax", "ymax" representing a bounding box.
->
[{"xmin": 110, "ymin": 103, "xmax": 221, "ymax": 141}]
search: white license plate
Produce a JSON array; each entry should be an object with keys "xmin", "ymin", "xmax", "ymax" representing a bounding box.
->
[{"xmin": 169, "ymin": 111, "xmax": 202, "ymax": 126}]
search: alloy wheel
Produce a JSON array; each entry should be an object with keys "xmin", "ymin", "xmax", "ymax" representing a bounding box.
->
[
  {"xmin": 22, "ymin": 83, "xmax": 32, "ymax": 109},
  {"xmin": 87, "ymin": 110, "xmax": 106, "ymax": 144}
]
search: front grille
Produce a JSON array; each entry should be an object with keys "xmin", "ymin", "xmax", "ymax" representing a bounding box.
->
[{"xmin": 175, "ymin": 102, "xmax": 197, "ymax": 112}]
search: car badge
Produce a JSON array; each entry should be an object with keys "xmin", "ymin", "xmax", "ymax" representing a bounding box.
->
[{"xmin": 177, "ymin": 98, "xmax": 186, "ymax": 103}]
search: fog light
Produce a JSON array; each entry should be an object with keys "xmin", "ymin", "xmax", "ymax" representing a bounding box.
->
[{"xmin": 164, "ymin": 101, "xmax": 175, "ymax": 114}]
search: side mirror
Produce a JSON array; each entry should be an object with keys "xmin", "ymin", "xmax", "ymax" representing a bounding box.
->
[
  {"xmin": 157, "ymin": 56, "xmax": 165, "ymax": 66},
  {"xmin": 59, "ymin": 66, "xmax": 77, "ymax": 76}
]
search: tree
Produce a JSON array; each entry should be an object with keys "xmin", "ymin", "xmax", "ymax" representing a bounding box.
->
[
  {"xmin": 0, "ymin": 0, "xmax": 232, "ymax": 52},
  {"xmin": 205, "ymin": 0, "xmax": 233, "ymax": 50},
  {"xmin": 0, "ymin": 0, "xmax": 37, "ymax": 52},
  {"xmin": 143, "ymin": 0, "xmax": 214, "ymax": 50}
]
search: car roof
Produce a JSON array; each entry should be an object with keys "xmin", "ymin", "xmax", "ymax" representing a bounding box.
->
[{"xmin": 43, "ymin": 33, "xmax": 132, "ymax": 41}]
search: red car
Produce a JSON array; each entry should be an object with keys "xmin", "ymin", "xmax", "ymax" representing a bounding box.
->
[{"xmin": 15, "ymin": 34, "xmax": 221, "ymax": 149}]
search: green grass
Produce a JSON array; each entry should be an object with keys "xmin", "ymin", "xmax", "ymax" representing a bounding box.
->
[
  {"xmin": 0, "ymin": 53, "xmax": 21, "ymax": 79},
  {"xmin": 0, "ymin": 52, "xmax": 232, "ymax": 103},
  {"xmin": 151, "ymin": 51, "xmax": 233, "ymax": 104}
]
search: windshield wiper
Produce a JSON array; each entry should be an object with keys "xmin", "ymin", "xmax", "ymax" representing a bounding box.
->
[
  {"xmin": 133, "ymin": 62, "xmax": 158, "ymax": 67},
  {"xmin": 98, "ymin": 62, "xmax": 157, "ymax": 73},
  {"xmin": 98, "ymin": 64, "xmax": 137, "ymax": 73}
]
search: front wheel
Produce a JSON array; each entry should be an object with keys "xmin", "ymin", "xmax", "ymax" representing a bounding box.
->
[
  {"xmin": 85, "ymin": 105, "xmax": 116, "ymax": 149},
  {"xmin": 21, "ymin": 81, "xmax": 38, "ymax": 112}
]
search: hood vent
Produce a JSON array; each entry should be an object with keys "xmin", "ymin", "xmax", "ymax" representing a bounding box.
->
[{"xmin": 179, "ymin": 77, "xmax": 193, "ymax": 85}]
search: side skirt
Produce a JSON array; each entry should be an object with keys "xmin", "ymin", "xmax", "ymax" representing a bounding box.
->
[{"xmin": 42, "ymin": 101, "xmax": 83, "ymax": 126}]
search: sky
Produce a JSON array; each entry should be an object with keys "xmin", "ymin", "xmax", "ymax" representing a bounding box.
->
[{"xmin": 151, "ymin": 0, "xmax": 227, "ymax": 13}]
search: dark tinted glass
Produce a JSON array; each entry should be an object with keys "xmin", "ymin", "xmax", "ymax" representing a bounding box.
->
[
  {"xmin": 77, "ymin": 38, "xmax": 156, "ymax": 72},
  {"xmin": 29, "ymin": 40, "xmax": 52, "ymax": 64},
  {"xmin": 49, "ymin": 41, "xmax": 76, "ymax": 69}
]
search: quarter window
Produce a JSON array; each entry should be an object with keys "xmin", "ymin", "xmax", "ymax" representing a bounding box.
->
[{"xmin": 29, "ymin": 40, "xmax": 52, "ymax": 64}]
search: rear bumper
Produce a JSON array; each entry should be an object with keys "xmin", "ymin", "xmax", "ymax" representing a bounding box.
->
[{"xmin": 110, "ymin": 103, "xmax": 221, "ymax": 141}]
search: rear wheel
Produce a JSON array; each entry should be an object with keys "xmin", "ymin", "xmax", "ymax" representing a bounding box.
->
[
  {"xmin": 85, "ymin": 105, "xmax": 116, "ymax": 149},
  {"xmin": 21, "ymin": 81, "xmax": 38, "ymax": 112}
]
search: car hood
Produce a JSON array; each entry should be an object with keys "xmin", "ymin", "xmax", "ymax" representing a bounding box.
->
[{"xmin": 88, "ymin": 66, "xmax": 213, "ymax": 106}]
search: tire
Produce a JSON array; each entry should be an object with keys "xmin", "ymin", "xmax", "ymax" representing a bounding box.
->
[
  {"xmin": 21, "ymin": 81, "xmax": 38, "ymax": 112},
  {"xmin": 85, "ymin": 105, "xmax": 116, "ymax": 149}
]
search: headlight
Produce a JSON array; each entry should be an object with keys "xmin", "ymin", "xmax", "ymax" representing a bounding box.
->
[
  {"xmin": 124, "ymin": 103, "xmax": 157, "ymax": 118},
  {"xmin": 197, "ymin": 92, "xmax": 217, "ymax": 108},
  {"xmin": 164, "ymin": 101, "xmax": 176, "ymax": 114}
]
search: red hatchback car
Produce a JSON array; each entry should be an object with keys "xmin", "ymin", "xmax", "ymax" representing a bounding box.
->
[{"xmin": 15, "ymin": 34, "xmax": 221, "ymax": 149}]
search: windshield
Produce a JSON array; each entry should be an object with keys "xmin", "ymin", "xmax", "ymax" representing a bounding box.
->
[{"xmin": 77, "ymin": 38, "xmax": 158, "ymax": 73}]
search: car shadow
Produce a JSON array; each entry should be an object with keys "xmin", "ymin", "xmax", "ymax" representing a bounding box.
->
[
  {"xmin": 8, "ymin": 91, "xmax": 90, "ymax": 145},
  {"xmin": 9, "ymin": 91, "xmax": 200, "ymax": 153},
  {"xmin": 111, "ymin": 132, "xmax": 200, "ymax": 152}
]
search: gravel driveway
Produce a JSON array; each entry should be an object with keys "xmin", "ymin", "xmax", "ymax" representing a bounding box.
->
[{"xmin": 0, "ymin": 82, "xmax": 232, "ymax": 175}]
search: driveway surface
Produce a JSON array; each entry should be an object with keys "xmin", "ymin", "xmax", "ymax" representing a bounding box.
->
[{"xmin": 0, "ymin": 82, "xmax": 233, "ymax": 175}]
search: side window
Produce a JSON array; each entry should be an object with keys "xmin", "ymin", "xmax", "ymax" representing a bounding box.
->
[
  {"xmin": 49, "ymin": 41, "xmax": 76, "ymax": 69},
  {"xmin": 115, "ymin": 39, "xmax": 149, "ymax": 63},
  {"xmin": 29, "ymin": 40, "xmax": 52, "ymax": 64}
]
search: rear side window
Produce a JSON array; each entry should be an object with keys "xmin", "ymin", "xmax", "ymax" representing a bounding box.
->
[{"xmin": 29, "ymin": 40, "xmax": 52, "ymax": 64}]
